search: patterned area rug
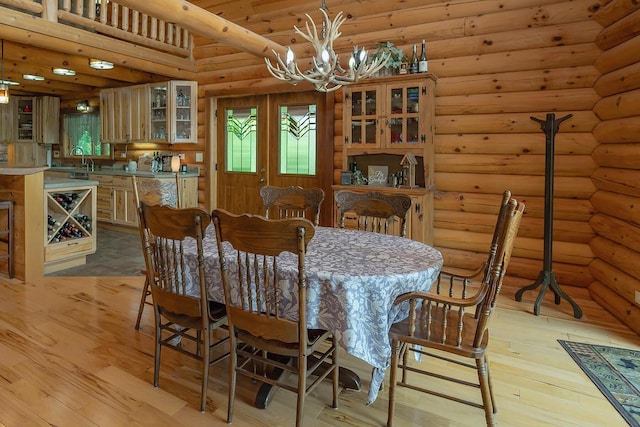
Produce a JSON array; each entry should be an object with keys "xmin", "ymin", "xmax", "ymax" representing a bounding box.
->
[{"xmin": 559, "ymin": 340, "xmax": 640, "ymax": 426}]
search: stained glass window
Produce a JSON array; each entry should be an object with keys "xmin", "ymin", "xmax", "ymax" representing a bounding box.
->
[
  {"xmin": 225, "ymin": 107, "xmax": 257, "ymax": 172},
  {"xmin": 279, "ymin": 104, "xmax": 316, "ymax": 175}
]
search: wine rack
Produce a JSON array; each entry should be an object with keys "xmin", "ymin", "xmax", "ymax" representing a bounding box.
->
[{"xmin": 44, "ymin": 182, "xmax": 97, "ymax": 273}]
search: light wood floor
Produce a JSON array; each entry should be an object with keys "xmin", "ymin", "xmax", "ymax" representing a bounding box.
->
[{"xmin": 0, "ymin": 275, "xmax": 638, "ymax": 427}]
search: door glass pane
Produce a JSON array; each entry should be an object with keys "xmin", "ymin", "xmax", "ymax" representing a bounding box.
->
[
  {"xmin": 279, "ymin": 104, "xmax": 316, "ymax": 175},
  {"xmin": 225, "ymin": 107, "xmax": 257, "ymax": 173}
]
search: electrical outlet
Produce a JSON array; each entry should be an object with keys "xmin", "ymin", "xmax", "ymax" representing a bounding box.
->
[
  {"xmin": 195, "ymin": 152, "xmax": 203, "ymax": 162},
  {"xmin": 120, "ymin": 152, "xmax": 126, "ymax": 158},
  {"xmin": 178, "ymin": 153, "xmax": 185, "ymax": 159},
  {"xmin": 53, "ymin": 150, "xmax": 60, "ymax": 158},
  {"xmin": 636, "ymin": 291, "xmax": 640, "ymax": 304}
]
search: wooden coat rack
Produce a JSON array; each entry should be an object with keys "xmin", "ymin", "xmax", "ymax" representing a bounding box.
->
[{"xmin": 514, "ymin": 113, "xmax": 583, "ymax": 319}]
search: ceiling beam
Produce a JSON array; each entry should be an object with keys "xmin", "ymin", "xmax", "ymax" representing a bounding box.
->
[
  {"xmin": 113, "ymin": 0, "xmax": 287, "ymax": 58},
  {"xmin": 0, "ymin": 8, "xmax": 197, "ymax": 78}
]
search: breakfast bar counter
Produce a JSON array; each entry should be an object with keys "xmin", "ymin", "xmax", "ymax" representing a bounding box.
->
[{"xmin": 0, "ymin": 165, "xmax": 48, "ymax": 281}]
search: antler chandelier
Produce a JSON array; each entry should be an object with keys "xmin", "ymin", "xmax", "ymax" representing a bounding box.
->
[{"xmin": 265, "ymin": 2, "xmax": 390, "ymax": 92}]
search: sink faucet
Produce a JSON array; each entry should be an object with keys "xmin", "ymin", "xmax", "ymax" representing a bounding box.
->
[{"xmin": 71, "ymin": 145, "xmax": 85, "ymax": 168}]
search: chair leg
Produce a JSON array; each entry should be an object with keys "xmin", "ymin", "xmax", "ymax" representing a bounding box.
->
[
  {"xmin": 387, "ymin": 339, "xmax": 401, "ymax": 427},
  {"xmin": 135, "ymin": 276, "xmax": 150, "ymax": 330},
  {"xmin": 296, "ymin": 349, "xmax": 307, "ymax": 427},
  {"xmin": 200, "ymin": 327, "xmax": 210, "ymax": 412},
  {"xmin": 486, "ymin": 353, "xmax": 497, "ymax": 414},
  {"xmin": 476, "ymin": 356, "xmax": 496, "ymax": 426},
  {"xmin": 332, "ymin": 336, "xmax": 339, "ymax": 409},
  {"xmin": 153, "ymin": 314, "xmax": 161, "ymax": 388},
  {"xmin": 227, "ymin": 329, "xmax": 237, "ymax": 423}
]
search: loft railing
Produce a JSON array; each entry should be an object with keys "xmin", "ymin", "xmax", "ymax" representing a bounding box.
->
[{"xmin": 0, "ymin": 0, "xmax": 192, "ymax": 57}]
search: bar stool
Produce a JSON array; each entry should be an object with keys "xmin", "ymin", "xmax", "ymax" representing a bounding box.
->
[{"xmin": 0, "ymin": 199, "xmax": 13, "ymax": 278}]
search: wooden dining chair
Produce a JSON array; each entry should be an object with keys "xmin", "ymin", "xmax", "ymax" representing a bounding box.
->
[
  {"xmin": 437, "ymin": 190, "xmax": 513, "ymax": 294},
  {"xmin": 132, "ymin": 175, "xmax": 181, "ymax": 330},
  {"xmin": 386, "ymin": 197, "xmax": 525, "ymax": 427},
  {"xmin": 211, "ymin": 208, "xmax": 339, "ymax": 427},
  {"xmin": 335, "ymin": 190, "xmax": 412, "ymax": 237},
  {"xmin": 139, "ymin": 202, "xmax": 228, "ymax": 413},
  {"xmin": 259, "ymin": 185, "xmax": 325, "ymax": 226}
]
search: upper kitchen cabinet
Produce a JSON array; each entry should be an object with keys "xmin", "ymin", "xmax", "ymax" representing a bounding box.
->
[
  {"xmin": 149, "ymin": 80, "xmax": 197, "ymax": 144},
  {"xmin": 0, "ymin": 98, "xmax": 15, "ymax": 142},
  {"xmin": 16, "ymin": 96, "xmax": 60, "ymax": 144},
  {"xmin": 101, "ymin": 80, "xmax": 197, "ymax": 144},
  {"xmin": 100, "ymin": 87, "xmax": 130, "ymax": 143}
]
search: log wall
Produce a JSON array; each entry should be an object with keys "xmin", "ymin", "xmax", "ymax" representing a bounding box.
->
[
  {"xmin": 589, "ymin": 0, "xmax": 640, "ymax": 333},
  {"xmin": 191, "ymin": 0, "xmax": 640, "ymax": 332}
]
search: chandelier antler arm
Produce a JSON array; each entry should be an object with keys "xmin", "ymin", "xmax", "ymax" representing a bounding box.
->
[{"xmin": 265, "ymin": 6, "xmax": 394, "ymax": 92}]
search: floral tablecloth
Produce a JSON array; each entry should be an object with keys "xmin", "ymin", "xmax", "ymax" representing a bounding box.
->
[{"xmin": 183, "ymin": 226, "xmax": 442, "ymax": 404}]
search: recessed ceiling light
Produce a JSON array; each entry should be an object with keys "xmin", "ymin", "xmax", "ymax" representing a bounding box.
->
[
  {"xmin": 89, "ymin": 58, "xmax": 114, "ymax": 70},
  {"xmin": 52, "ymin": 67, "xmax": 76, "ymax": 76},
  {"xmin": 0, "ymin": 79, "xmax": 19, "ymax": 86},
  {"xmin": 23, "ymin": 74, "xmax": 45, "ymax": 81}
]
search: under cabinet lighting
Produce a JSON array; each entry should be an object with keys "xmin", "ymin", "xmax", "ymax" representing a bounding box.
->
[
  {"xmin": 89, "ymin": 58, "xmax": 114, "ymax": 70},
  {"xmin": 52, "ymin": 67, "xmax": 76, "ymax": 76},
  {"xmin": 23, "ymin": 74, "xmax": 45, "ymax": 81}
]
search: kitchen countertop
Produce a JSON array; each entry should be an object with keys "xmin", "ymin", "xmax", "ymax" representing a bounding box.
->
[
  {"xmin": 44, "ymin": 177, "xmax": 99, "ymax": 189},
  {"xmin": 47, "ymin": 166, "xmax": 200, "ymax": 178},
  {"xmin": 0, "ymin": 165, "xmax": 49, "ymax": 175}
]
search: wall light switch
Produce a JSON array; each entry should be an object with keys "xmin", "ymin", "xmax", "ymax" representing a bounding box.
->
[
  {"xmin": 53, "ymin": 150, "xmax": 60, "ymax": 158},
  {"xmin": 195, "ymin": 152, "xmax": 203, "ymax": 162},
  {"xmin": 120, "ymin": 152, "xmax": 126, "ymax": 158},
  {"xmin": 178, "ymin": 153, "xmax": 185, "ymax": 159}
]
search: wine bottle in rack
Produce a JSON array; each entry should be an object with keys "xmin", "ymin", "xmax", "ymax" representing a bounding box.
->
[{"xmin": 419, "ymin": 39, "xmax": 428, "ymax": 73}]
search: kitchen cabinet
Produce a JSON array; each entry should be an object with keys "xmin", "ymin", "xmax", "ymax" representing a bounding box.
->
[
  {"xmin": 0, "ymin": 99, "xmax": 15, "ymax": 142},
  {"xmin": 178, "ymin": 175, "xmax": 198, "ymax": 207},
  {"xmin": 101, "ymin": 80, "xmax": 197, "ymax": 144},
  {"xmin": 112, "ymin": 175, "xmax": 138, "ymax": 226},
  {"xmin": 90, "ymin": 173, "xmax": 114, "ymax": 222},
  {"xmin": 44, "ymin": 179, "xmax": 97, "ymax": 273},
  {"xmin": 100, "ymin": 88, "xmax": 130, "ymax": 143},
  {"xmin": 16, "ymin": 96, "xmax": 60, "ymax": 144},
  {"xmin": 149, "ymin": 80, "xmax": 197, "ymax": 144},
  {"xmin": 338, "ymin": 74, "xmax": 436, "ymax": 244}
]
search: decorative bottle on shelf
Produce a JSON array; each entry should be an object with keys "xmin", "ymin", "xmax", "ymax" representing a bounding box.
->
[
  {"xmin": 351, "ymin": 159, "xmax": 358, "ymax": 173},
  {"xmin": 419, "ymin": 39, "xmax": 428, "ymax": 73},
  {"xmin": 177, "ymin": 89, "xmax": 185, "ymax": 106},
  {"xmin": 410, "ymin": 44, "xmax": 418, "ymax": 74}
]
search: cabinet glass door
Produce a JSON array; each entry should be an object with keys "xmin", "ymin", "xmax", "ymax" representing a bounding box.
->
[
  {"xmin": 386, "ymin": 83, "xmax": 422, "ymax": 148},
  {"xmin": 347, "ymin": 86, "xmax": 380, "ymax": 149},
  {"xmin": 149, "ymin": 82, "xmax": 168, "ymax": 142},
  {"xmin": 169, "ymin": 80, "xmax": 197, "ymax": 143}
]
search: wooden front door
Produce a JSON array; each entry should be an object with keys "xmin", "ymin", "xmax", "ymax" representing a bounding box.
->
[{"xmin": 216, "ymin": 92, "xmax": 332, "ymax": 224}]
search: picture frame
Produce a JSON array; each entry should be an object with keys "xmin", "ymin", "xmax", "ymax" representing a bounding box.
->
[
  {"xmin": 340, "ymin": 171, "xmax": 353, "ymax": 185},
  {"xmin": 367, "ymin": 165, "xmax": 388, "ymax": 186}
]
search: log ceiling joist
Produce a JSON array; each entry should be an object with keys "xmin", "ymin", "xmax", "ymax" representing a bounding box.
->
[{"xmin": 0, "ymin": 0, "xmax": 288, "ymax": 100}]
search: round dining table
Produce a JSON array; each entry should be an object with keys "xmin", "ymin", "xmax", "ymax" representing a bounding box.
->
[{"xmin": 183, "ymin": 225, "xmax": 443, "ymax": 405}]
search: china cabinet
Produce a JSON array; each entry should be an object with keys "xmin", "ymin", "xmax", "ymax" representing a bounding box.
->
[
  {"xmin": 149, "ymin": 80, "xmax": 197, "ymax": 144},
  {"xmin": 337, "ymin": 74, "xmax": 436, "ymax": 244},
  {"xmin": 44, "ymin": 180, "xmax": 97, "ymax": 273}
]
